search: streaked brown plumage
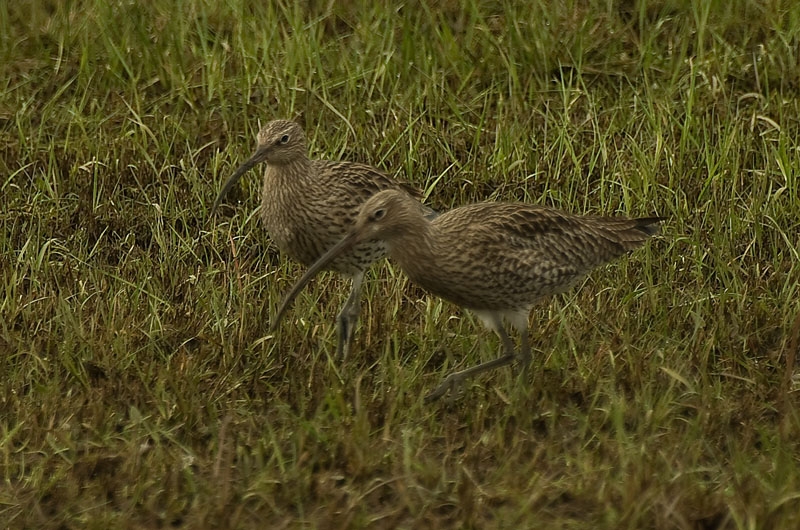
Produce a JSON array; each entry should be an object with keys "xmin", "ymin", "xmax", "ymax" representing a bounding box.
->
[
  {"xmin": 211, "ymin": 120, "xmax": 425, "ymax": 358},
  {"xmin": 272, "ymin": 189, "xmax": 663, "ymax": 402}
]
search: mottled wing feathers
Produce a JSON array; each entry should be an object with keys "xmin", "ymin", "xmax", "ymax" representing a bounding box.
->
[
  {"xmin": 312, "ymin": 160, "xmax": 422, "ymax": 199},
  {"xmin": 407, "ymin": 202, "xmax": 662, "ymax": 311},
  {"xmin": 311, "ymin": 159, "xmax": 434, "ymax": 220},
  {"xmin": 434, "ymin": 202, "xmax": 661, "ymax": 276}
]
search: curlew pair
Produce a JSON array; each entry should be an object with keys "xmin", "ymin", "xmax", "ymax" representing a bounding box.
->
[{"xmin": 211, "ymin": 120, "xmax": 662, "ymax": 401}]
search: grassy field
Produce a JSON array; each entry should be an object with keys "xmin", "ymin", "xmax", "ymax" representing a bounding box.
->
[{"xmin": 2, "ymin": 0, "xmax": 800, "ymax": 527}]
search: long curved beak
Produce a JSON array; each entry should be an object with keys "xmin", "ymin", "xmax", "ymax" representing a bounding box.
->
[
  {"xmin": 270, "ymin": 231, "xmax": 361, "ymax": 332},
  {"xmin": 210, "ymin": 150, "xmax": 264, "ymax": 216}
]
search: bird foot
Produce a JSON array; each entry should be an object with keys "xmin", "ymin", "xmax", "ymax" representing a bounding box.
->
[
  {"xmin": 336, "ymin": 338, "xmax": 349, "ymax": 362},
  {"xmin": 336, "ymin": 311, "xmax": 358, "ymax": 362},
  {"xmin": 424, "ymin": 372, "xmax": 466, "ymax": 403}
]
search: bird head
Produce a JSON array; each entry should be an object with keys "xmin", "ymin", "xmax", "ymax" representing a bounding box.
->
[
  {"xmin": 253, "ymin": 120, "xmax": 307, "ymax": 165},
  {"xmin": 351, "ymin": 189, "xmax": 429, "ymax": 242},
  {"xmin": 210, "ymin": 120, "xmax": 307, "ymax": 215}
]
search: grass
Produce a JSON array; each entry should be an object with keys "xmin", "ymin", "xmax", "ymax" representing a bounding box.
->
[{"xmin": 2, "ymin": 0, "xmax": 800, "ymax": 527}]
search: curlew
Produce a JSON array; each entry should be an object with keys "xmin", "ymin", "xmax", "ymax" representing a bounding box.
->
[
  {"xmin": 271, "ymin": 189, "xmax": 662, "ymax": 402},
  {"xmin": 211, "ymin": 120, "xmax": 427, "ymax": 359}
]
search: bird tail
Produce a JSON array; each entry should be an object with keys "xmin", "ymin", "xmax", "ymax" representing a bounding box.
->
[
  {"xmin": 633, "ymin": 217, "xmax": 664, "ymax": 236},
  {"xmin": 605, "ymin": 216, "xmax": 664, "ymax": 251}
]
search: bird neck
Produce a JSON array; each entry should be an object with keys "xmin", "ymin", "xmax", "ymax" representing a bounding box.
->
[
  {"xmin": 262, "ymin": 157, "xmax": 313, "ymax": 196},
  {"xmin": 386, "ymin": 218, "xmax": 438, "ymax": 274}
]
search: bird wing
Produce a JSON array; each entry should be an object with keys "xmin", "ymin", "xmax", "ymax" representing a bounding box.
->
[
  {"xmin": 311, "ymin": 160, "xmax": 434, "ymax": 219},
  {"xmin": 406, "ymin": 202, "xmax": 660, "ymax": 311},
  {"xmin": 434, "ymin": 202, "xmax": 656, "ymax": 277},
  {"xmin": 313, "ymin": 160, "xmax": 423, "ymax": 199}
]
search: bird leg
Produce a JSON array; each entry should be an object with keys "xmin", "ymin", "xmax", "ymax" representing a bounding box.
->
[
  {"xmin": 424, "ymin": 315, "xmax": 517, "ymax": 403},
  {"xmin": 336, "ymin": 272, "xmax": 364, "ymax": 360},
  {"xmin": 518, "ymin": 328, "xmax": 532, "ymax": 375}
]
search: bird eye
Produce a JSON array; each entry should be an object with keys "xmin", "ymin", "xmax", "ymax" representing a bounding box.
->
[
  {"xmin": 372, "ymin": 208, "xmax": 386, "ymax": 221},
  {"xmin": 279, "ymin": 134, "xmax": 290, "ymax": 144}
]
